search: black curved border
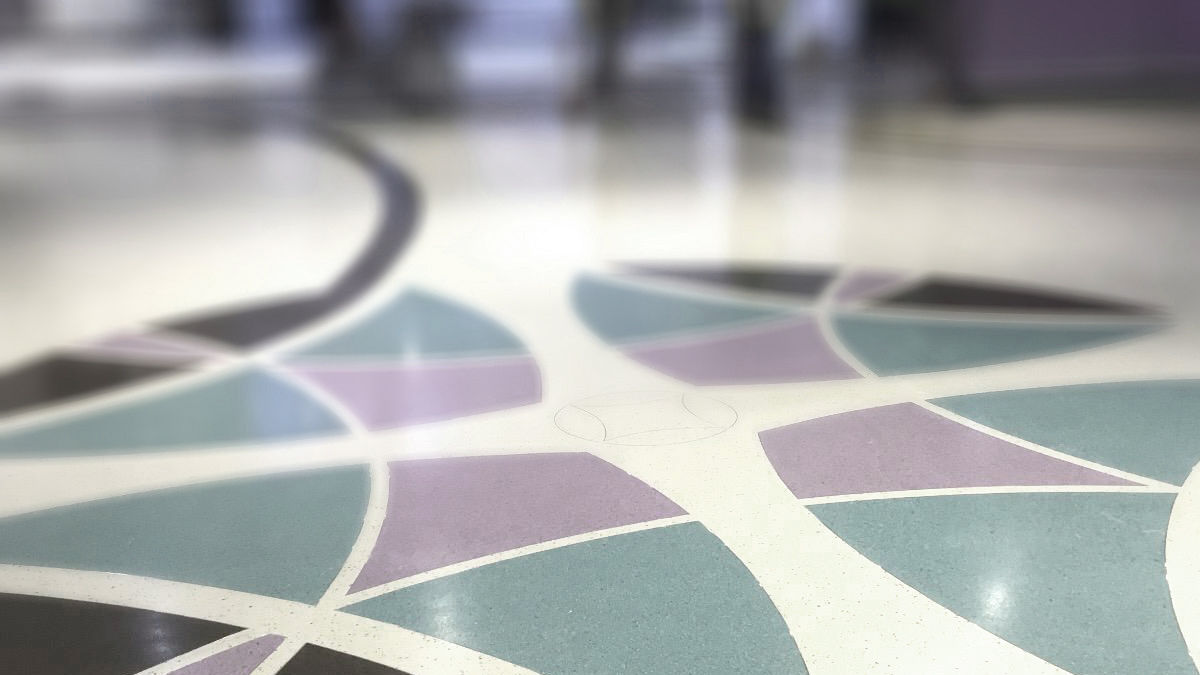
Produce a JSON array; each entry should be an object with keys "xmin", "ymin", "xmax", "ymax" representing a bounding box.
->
[
  {"xmin": 0, "ymin": 592, "xmax": 241, "ymax": 675},
  {"xmin": 0, "ymin": 119, "xmax": 420, "ymax": 418},
  {"xmin": 163, "ymin": 121, "xmax": 421, "ymax": 347}
]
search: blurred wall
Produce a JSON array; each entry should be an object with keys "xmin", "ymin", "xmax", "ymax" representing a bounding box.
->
[{"xmin": 959, "ymin": 0, "xmax": 1200, "ymax": 91}]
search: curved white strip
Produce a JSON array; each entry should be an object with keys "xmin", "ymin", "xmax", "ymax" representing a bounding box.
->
[
  {"xmin": 598, "ymin": 432, "xmax": 1074, "ymax": 675},
  {"xmin": 815, "ymin": 270, "xmax": 876, "ymax": 377},
  {"xmin": 918, "ymin": 399, "xmax": 1178, "ymax": 489},
  {"xmin": 798, "ymin": 483, "xmax": 1176, "ymax": 507},
  {"xmin": 320, "ymin": 458, "xmax": 391, "ymax": 604},
  {"xmin": 1166, "ymin": 462, "xmax": 1200, "ymax": 670},
  {"xmin": 0, "ymin": 565, "xmax": 537, "ymax": 675},
  {"xmin": 340, "ymin": 514, "xmax": 696, "ymax": 607}
]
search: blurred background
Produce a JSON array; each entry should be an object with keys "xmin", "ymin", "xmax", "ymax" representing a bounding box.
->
[
  {"xmin": 2, "ymin": 0, "xmax": 1199, "ymax": 113},
  {"xmin": 1, "ymin": 0, "xmax": 1198, "ymax": 359}
]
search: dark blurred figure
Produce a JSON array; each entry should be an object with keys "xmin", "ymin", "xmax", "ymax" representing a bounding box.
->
[
  {"xmin": 392, "ymin": 0, "xmax": 466, "ymax": 111},
  {"xmin": 194, "ymin": 0, "xmax": 236, "ymax": 44},
  {"xmin": 308, "ymin": 0, "xmax": 466, "ymax": 111},
  {"xmin": 306, "ymin": 0, "xmax": 370, "ymax": 97},
  {"xmin": 922, "ymin": 0, "xmax": 978, "ymax": 105},
  {"xmin": 733, "ymin": 0, "xmax": 786, "ymax": 126},
  {"xmin": 579, "ymin": 0, "xmax": 788, "ymax": 125},
  {"xmin": 586, "ymin": 0, "xmax": 632, "ymax": 99},
  {"xmin": 863, "ymin": 0, "xmax": 978, "ymax": 105}
]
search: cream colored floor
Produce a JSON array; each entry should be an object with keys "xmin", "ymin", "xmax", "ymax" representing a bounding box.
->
[{"xmin": 1, "ymin": 97, "xmax": 1199, "ymax": 674}]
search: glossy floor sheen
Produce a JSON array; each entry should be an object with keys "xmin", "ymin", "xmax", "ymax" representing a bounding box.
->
[{"xmin": 1, "ymin": 99, "xmax": 1199, "ymax": 675}]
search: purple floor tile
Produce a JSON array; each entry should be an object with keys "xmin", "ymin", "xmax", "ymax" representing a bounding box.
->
[
  {"xmin": 350, "ymin": 452, "xmax": 686, "ymax": 591},
  {"xmin": 760, "ymin": 402, "xmax": 1134, "ymax": 499},
  {"xmin": 169, "ymin": 635, "xmax": 284, "ymax": 675},
  {"xmin": 290, "ymin": 356, "xmax": 541, "ymax": 430},
  {"xmin": 834, "ymin": 271, "xmax": 909, "ymax": 304},
  {"xmin": 622, "ymin": 318, "xmax": 859, "ymax": 385}
]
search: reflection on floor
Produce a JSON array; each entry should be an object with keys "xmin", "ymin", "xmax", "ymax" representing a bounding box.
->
[{"xmin": 0, "ymin": 100, "xmax": 1199, "ymax": 675}]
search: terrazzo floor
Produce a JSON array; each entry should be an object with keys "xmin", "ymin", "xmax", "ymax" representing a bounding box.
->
[{"xmin": 1, "ymin": 99, "xmax": 1199, "ymax": 675}]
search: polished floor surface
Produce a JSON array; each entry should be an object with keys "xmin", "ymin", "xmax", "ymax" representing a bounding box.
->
[{"xmin": 1, "ymin": 97, "xmax": 1199, "ymax": 675}]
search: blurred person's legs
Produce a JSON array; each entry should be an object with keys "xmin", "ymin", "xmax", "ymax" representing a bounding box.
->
[
  {"xmin": 390, "ymin": 0, "xmax": 465, "ymax": 111},
  {"xmin": 923, "ymin": 0, "xmax": 978, "ymax": 105},
  {"xmin": 735, "ymin": 0, "xmax": 784, "ymax": 125},
  {"xmin": 572, "ymin": 0, "xmax": 631, "ymax": 109},
  {"xmin": 592, "ymin": 0, "xmax": 626, "ymax": 96}
]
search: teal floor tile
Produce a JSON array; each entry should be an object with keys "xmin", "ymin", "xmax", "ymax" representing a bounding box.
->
[
  {"xmin": 573, "ymin": 275, "xmax": 790, "ymax": 344},
  {"xmin": 0, "ymin": 466, "xmax": 368, "ymax": 603},
  {"xmin": 289, "ymin": 288, "xmax": 526, "ymax": 361},
  {"xmin": 810, "ymin": 492, "xmax": 1192, "ymax": 675},
  {"xmin": 347, "ymin": 521, "xmax": 806, "ymax": 675},
  {"xmin": 0, "ymin": 369, "xmax": 345, "ymax": 457},
  {"xmin": 835, "ymin": 313, "xmax": 1156, "ymax": 375},
  {"xmin": 934, "ymin": 380, "xmax": 1200, "ymax": 485}
]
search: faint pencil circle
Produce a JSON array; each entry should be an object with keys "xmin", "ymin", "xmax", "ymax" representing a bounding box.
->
[{"xmin": 555, "ymin": 391, "xmax": 737, "ymax": 446}]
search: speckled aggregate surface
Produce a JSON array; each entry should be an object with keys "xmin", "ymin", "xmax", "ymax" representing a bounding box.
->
[{"xmin": 3, "ymin": 107, "xmax": 1199, "ymax": 675}]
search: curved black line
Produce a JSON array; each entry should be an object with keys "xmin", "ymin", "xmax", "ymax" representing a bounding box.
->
[
  {"xmin": 0, "ymin": 119, "xmax": 420, "ymax": 418},
  {"xmin": 163, "ymin": 121, "xmax": 421, "ymax": 347}
]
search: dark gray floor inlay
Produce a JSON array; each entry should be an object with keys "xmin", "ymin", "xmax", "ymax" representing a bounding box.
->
[
  {"xmin": 624, "ymin": 263, "xmax": 833, "ymax": 299},
  {"xmin": 0, "ymin": 593, "xmax": 241, "ymax": 675},
  {"xmin": 0, "ymin": 355, "xmax": 181, "ymax": 417},
  {"xmin": 279, "ymin": 645, "xmax": 413, "ymax": 675},
  {"xmin": 164, "ymin": 123, "xmax": 419, "ymax": 347},
  {"xmin": 874, "ymin": 277, "xmax": 1151, "ymax": 314}
]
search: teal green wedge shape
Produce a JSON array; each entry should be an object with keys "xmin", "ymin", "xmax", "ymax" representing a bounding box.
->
[
  {"xmin": 289, "ymin": 288, "xmax": 526, "ymax": 361},
  {"xmin": 347, "ymin": 522, "xmax": 806, "ymax": 675},
  {"xmin": 934, "ymin": 380, "xmax": 1200, "ymax": 485},
  {"xmin": 573, "ymin": 275, "xmax": 790, "ymax": 344},
  {"xmin": 810, "ymin": 493, "xmax": 1193, "ymax": 675},
  {"xmin": 835, "ymin": 313, "xmax": 1157, "ymax": 375},
  {"xmin": 0, "ymin": 369, "xmax": 345, "ymax": 457},
  {"xmin": 0, "ymin": 466, "xmax": 368, "ymax": 603}
]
